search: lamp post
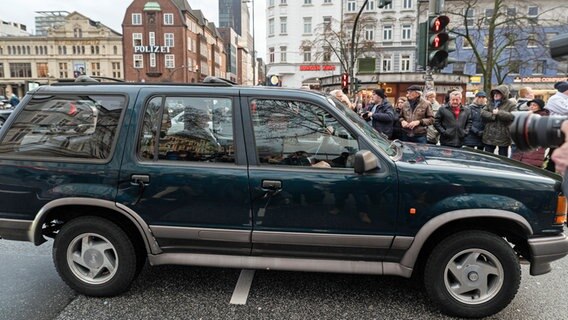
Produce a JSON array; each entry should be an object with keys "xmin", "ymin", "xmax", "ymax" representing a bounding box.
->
[
  {"xmin": 167, "ymin": 64, "xmax": 187, "ymax": 82},
  {"xmin": 243, "ymin": 0, "xmax": 256, "ymax": 86}
]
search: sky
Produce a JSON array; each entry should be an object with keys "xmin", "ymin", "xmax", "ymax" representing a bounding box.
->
[{"xmin": 4, "ymin": 0, "xmax": 266, "ymax": 59}]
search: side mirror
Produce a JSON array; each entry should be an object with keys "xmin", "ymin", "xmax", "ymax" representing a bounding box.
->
[{"xmin": 354, "ymin": 150, "xmax": 379, "ymax": 174}]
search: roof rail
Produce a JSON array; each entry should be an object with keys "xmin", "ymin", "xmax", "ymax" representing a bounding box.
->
[
  {"xmin": 202, "ymin": 76, "xmax": 235, "ymax": 86},
  {"xmin": 74, "ymin": 75, "xmax": 124, "ymax": 83}
]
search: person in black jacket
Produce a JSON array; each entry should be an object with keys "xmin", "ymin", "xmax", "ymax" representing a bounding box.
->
[
  {"xmin": 434, "ymin": 91, "xmax": 472, "ymax": 148},
  {"xmin": 362, "ymin": 88, "xmax": 396, "ymax": 139},
  {"xmin": 463, "ymin": 91, "xmax": 487, "ymax": 149}
]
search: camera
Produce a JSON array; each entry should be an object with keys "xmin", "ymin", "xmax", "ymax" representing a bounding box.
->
[{"xmin": 510, "ymin": 112, "xmax": 566, "ymax": 151}]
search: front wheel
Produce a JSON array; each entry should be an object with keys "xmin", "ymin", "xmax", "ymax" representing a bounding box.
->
[
  {"xmin": 53, "ymin": 216, "xmax": 138, "ymax": 296},
  {"xmin": 424, "ymin": 231, "xmax": 521, "ymax": 318}
]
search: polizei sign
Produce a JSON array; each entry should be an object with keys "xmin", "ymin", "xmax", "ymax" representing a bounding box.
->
[{"xmin": 134, "ymin": 46, "xmax": 171, "ymax": 53}]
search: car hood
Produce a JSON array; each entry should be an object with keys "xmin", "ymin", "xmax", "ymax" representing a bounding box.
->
[{"xmin": 397, "ymin": 142, "xmax": 561, "ymax": 181}]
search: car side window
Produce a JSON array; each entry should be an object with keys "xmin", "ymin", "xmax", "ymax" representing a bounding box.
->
[
  {"xmin": 0, "ymin": 94, "xmax": 125, "ymax": 160},
  {"xmin": 251, "ymin": 98, "xmax": 359, "ymax": 168},
  {"xmin": 138, "ymin": 96, "xmax": 234, "ymax": 163}
]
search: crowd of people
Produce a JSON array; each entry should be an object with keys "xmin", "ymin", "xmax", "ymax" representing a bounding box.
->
[{"xmin": 335, "ymin": 80, "xmax": 568, "ymax": 172}]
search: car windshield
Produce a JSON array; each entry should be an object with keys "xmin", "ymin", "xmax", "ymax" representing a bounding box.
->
[{"xmin": 327, "ymin": 96, "xmax": 397, "ymax": 157}]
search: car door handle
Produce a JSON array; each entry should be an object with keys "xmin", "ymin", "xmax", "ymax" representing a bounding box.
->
[
  {"xmin": 261, "ymin": 180, "xmax": 282, "ymax": 191},
  {"xmin": 131, "ymin": 174, "xmax": 150, "ymax": 186}
]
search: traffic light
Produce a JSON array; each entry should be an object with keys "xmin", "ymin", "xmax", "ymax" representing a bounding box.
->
[
  {"xmin": 354, "ymin": 78, "xmax": 361, "ymax": 91},
  {"xmin": 378, "ymin": 0, "xmax": 392, "ymax": 8},
  {"xmin": 427, "ymin": 15, "xmax": 451, "ymax": 69},
  {"xmin": 341, "ymin": 73, "xmax": 349, "ymax": 91}
]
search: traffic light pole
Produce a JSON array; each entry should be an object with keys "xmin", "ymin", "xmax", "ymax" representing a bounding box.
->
[{"xmin": 349, "ymin": 0, "xmax": 368, "ymax": 97}]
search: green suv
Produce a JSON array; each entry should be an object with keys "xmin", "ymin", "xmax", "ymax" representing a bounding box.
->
[{"xmin": 0, "ymin": 79, "xmax": 567, "ymax": 318}]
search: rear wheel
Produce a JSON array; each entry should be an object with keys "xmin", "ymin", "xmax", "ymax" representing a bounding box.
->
[
  {"xmin": 53, "ymin": 216, "xmax": 138, "ymax": 296},
  {"xmin": 424, "ymin": 231, "xmax": 521, "ymax": 318}
]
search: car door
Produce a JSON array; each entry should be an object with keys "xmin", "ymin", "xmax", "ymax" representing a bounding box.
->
[
  {"xmin": 116, "ymin": 88, "xmax": 252, "ymax": 255},
  {"xmin": 243, "ymin": 94, "xmax": 399, "ymax": 261}
]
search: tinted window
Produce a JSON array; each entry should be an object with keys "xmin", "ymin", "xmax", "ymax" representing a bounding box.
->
[
  {"xmin": 138, "ymin": 96, "xmax": 234, "ymax": 163},
  {"xmin": 251, "ymin": 99, "xmax": 359, "ymax": 168},
  {"xmin": 0, "ymin": 94, "xmax": 125, "ymax": 159}
]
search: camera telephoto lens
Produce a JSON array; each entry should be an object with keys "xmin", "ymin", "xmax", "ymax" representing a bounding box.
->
[{"xmin": 510, "ymin": 112, "xmax": 566, "ymax": 151}]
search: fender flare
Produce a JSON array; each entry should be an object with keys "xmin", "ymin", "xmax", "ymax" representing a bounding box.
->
[
  {"xmin": 399, "ymin": 208, "xmax": 533, "ymax": 269},
  {"xmin": 29, "ymin": 197, "xmax": 161, "ymax": 254}
]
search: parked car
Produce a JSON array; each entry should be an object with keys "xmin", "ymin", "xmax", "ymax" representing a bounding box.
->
[{"xmin": 0, "ymin": 78, "xmax": 567, "ymax": 318}]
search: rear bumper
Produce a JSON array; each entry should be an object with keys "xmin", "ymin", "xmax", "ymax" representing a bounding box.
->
[
  {"xmin": 528, "ymin": 233, "xmax": 568, "ymax": 275},
  {"xmin": 0, "ymin": 218, "xmax": 33, "ymax": 242}
]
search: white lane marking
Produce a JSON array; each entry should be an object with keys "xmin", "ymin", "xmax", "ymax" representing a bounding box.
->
[{"xmin": 230, "ymin": 269, "xmax": 256, "ymax": 305}]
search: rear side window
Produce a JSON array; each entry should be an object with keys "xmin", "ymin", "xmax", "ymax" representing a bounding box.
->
[
  {"xmin": 0, "ymin": 94, "xmax": 125, "ymax": 160},
  {"xmin": 138, "ymin": 96, "xmax": 235, "ymax": 163}
]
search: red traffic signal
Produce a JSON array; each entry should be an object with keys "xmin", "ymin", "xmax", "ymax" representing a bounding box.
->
[
  {"xmin": 341, "ymin": 73, "xmax": 349, "ymax": 89},
  {"xmin": 429, "ymin": 15, "xmax": 450, "ymax": 33},
  {"xmin": 429, "ymin": 33, "xmax": 450, "ymax": 49}
]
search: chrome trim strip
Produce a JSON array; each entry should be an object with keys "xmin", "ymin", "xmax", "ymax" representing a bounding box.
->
[
  {"xmin": 150, "ymin": 226, "xmax": 251, "ymax": 243},
  {"xmin": 391, "ymin": 236, "xmax": 414, "ymax": 250},
  {"xmin": 252, "ymin": 231, "xmax": 393, "ymax": 248},
  {"xmin": 0, "ymin": 218, "xmax": 33, "ymax": 241},
  {"xmin": 29, "ymin": 198, "xmax": 160, "ymax": 254},
  {"xmin": 399, "ymin": 209, "xmax": 533, "ymax": 269},
  {"xmin": 149, "ymin": 252, "xmax": 386, "ymax": 275}
]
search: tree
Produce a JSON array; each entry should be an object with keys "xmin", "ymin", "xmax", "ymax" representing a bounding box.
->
[
  {"xmin": 444, "ymin": 0, "xmax": 568, "ymax": 92},
  {"xmin": 303, "ymin": 4, "xmax": 380, "ymax": 95}
]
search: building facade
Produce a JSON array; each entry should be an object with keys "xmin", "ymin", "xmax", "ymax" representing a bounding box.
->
[
  {"xmin": 0, "ymin": 12, "xmax": 123, "ymax": 98},
  {"xmin": 123, "ymin": 0, "xmax": 227, "ymax": 83},
  {"xmin": 444, "ymin": 0, "xmax": 568, "ymax": 98},
  {"xmin": 0, "ymin": 20, "xmax": 29, "ymax": 36},
  {"xmin": 34, "ymin": 11, "xmax": 70, "ymax": 36}
]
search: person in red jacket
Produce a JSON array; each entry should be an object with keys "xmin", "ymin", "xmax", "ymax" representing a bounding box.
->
[{"xmin": 511, "ymin": 99, "xmax": 549, "ymax": 167}]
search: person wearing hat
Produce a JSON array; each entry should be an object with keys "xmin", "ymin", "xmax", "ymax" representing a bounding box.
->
[
  {"xmin": 544, "ymin": 81, "xmax": 568, "ymax": 116},
  {"xmin": 398, "ymin": 85, "xmax": 434, "ymax": 143},
  {"xmin": 481, "ymin": 85, "xmax": 516, "ymax": 157},
  {"xmin": 511, "ymin": 99, "xmax": 550, "ymax": 167},
  {"xmin": 463, "ymin": 91, "xmax": 488, "ymax": 149},
  {"xmin": 362, "ymin": 88, "xmax": 396, "ymax": 138}
]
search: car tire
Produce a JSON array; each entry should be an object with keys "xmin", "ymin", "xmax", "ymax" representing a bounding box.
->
[
  {"xmin": 424, "ymin": 230, "xmax": 520, "ymax": 318},
  {"xmin": 53, "ymin": 216, "xmax": 138, "ymax": 296}
]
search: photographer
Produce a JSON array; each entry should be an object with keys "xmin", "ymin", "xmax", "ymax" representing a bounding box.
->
[
  {"xmin": 552, "ymin": 121, "xmax": 568, "ymax": 175},
  {"xmin": 362, "ymin": 89, "xmax": 396, "ymax": 139}
]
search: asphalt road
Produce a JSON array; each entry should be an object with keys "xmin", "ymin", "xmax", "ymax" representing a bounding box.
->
[{"xmin": 1, "ymin": 235, "xmax": 567, "ymax": 320}]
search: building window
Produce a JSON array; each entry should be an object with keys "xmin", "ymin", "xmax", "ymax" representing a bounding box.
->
[
  {"xmin": 403, "ymin": 0, "xmax": 412, "ymax": 9},
  {"xmin": 383, "ymin": 1, "xmax": 392, "ymax": 9},
  {"xmin": 280, "ymin": 0, "xmax": 286, "ymax": 4},
  {"xmin": 165, "ymin": 33, "xmax": 174, "ymax": 47},
  {"xmin": 303, "ymin": 17, "xmax": 312, "ymax": 34},
  {"xmin": 323, "ymin": 16, "xmax": 332, "ymax": 29},
  {"xmin": 132, "ymin": 13, "xmax": 142, "ymax": 25},
  {"xmin": 149, "ymin": 32, "xmax": 155, "ymax": 46},
  {"xmin": 58, "ymin": 62, "xmax": 68, "ymax": 78},
  {"xmin": 0, "ymin": 63, "xmax": 3, "ymax": 78},
  {"xmin": 150, "ymin": 53, "xmax": 156, "ymax": 67},
  {"xmin": 402, "ymin": 25, "xmax": 412, "ymax": 40},
  {"xmin": 528, "ymin": 6, "xmax": 539, "ymax": 17},
  {"xmin": 465, "ymin": 8, "xmax": 474, "ymax": 27},
  {"xmin": 507, "ymin": 7, "xmax": 516, "ymax": 17},
  {"xmin": 133, "ymin": 33, "xmax": 143, "ymax": 47},
  {"xmin": 91, "ymin": 62, "xmax": 101, "ymax": 76},
  {"xmin": 347, "ymin": 1, "xmax": 356, "ymax": 12},
  {"xmin": 303, "ymin": 46, "xmax": 312, "ymax": 62},
  {"xmin": 134, "ymin": 55, "xmax": 143, "ymax": 68},
  {"xmin": 269, "ymin": 18, "xmax": 275, "ymax": 36},
  {"xmin": 365, "ymin": 0, "xmax": 374, "ymax": 10},
  {"xmin": 9, "ymin": 63, "xmax": 32, "ymax": 78},
  {"xmin": 304, "ymin": 0, "xmax": 312, "ymax": 4},
  {"xmin": 382, "ymin": 55, "xmax": 392, "ymax": 72},
  {"xmin": 463, "ymin": 38, "xmax": 472, "ymax": 48},
  {"xmin": 37, "ymin": 63, "xmax": 48, "ymax": 77},
  {"xmin": 323, "ymin": 47, "xmax": 331, "ymax": 62},
  {"xmin": 383, "ymin": 25, "xmax": 393, "ymax": 41},
  {"xmin": 534, "ymin": 60, "xmax": 546, "ymax": 74},
  {"xmin": 485, "ymin": 9, "xmax": 494, "ymax": 25},
  {"xmin": 269, "ymin": 0, "xmax": 274, "ymax": 6},
  {"xmin": 324, "ymin": 0, "xmax": 331, "ymax": 3},
  {"xmin": 280, "ymin": 46, "xmax": 287, "ymax": 62},
  {"xmin": 113, "ymin": 46, "xmax": 118, "ymax": 55},
  {"xmin": 73, "ymin": 28, "xmax": 82, "ymax": 38},
  {"xmin": 164, "ymin": 13, "xmax": 174, "ymax": 25},
  {"xmin": 165, "ymin": 55, "xmax": 175, "ymax": 68},
  {"xmin": 400, "ymin": 55, "xmax": 411, "ymax": 71},
  {"xmin": 365, "ymin": 25, "xmax": 374, "ymax": 41},
  {"xmin": 527, "ymin": 34, "xmax": 538, "ymax": 47},
  {"xmin": 269, "ymin": 47, "xmax": 275, "ymax": 63},
  {"xmin": 112, "ymin": 62, "xmax": 121, "ymax": 78},
  {"xmin": 280, "ymin": 17, "xmax": 287, "ymax": 34}
]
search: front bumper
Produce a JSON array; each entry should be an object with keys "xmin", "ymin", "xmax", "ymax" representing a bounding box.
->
[
  {"xmin": 0, "ymin": 218, "xmax": 33, "ymax": 242},
  {"xmin": 528, "ymin": 233, "xmax": 568, "ymax": 275}
]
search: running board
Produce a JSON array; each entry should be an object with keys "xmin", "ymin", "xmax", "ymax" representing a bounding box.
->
[{"xmin": 148, "ymin": 253, "xmax": 413, "ymax": 278}]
